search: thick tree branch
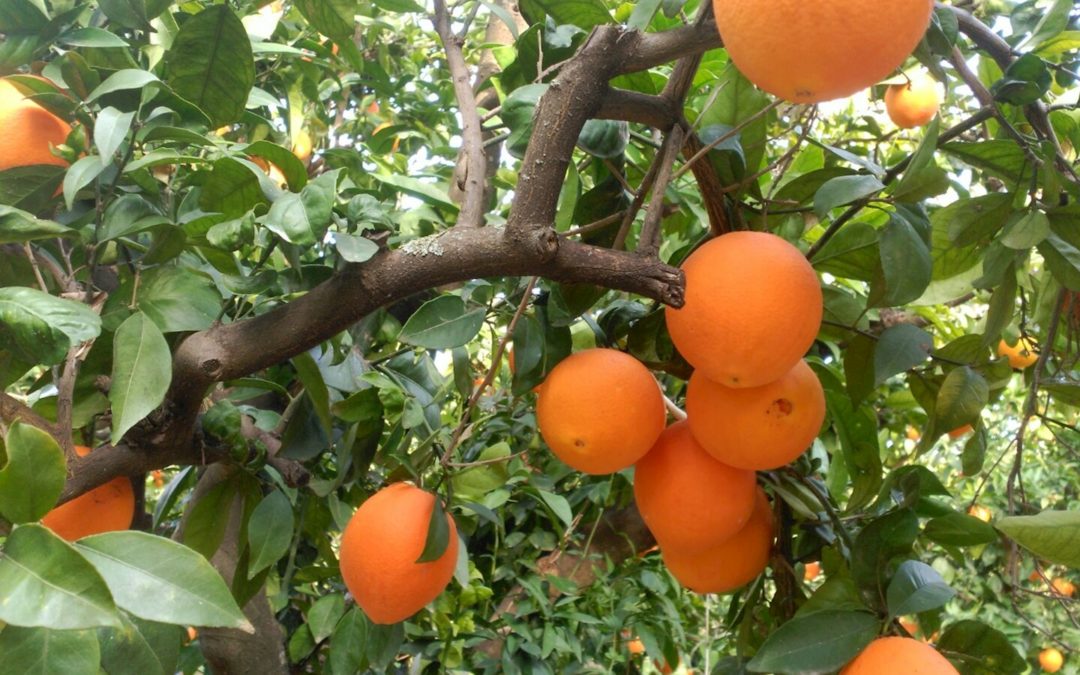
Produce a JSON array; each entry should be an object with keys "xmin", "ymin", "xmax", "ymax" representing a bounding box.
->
[
  {"xmin": 434, "ymin": 0, "xmax": 488, "ymax": 228},
  {"xmin": 0, "ymin": 392, "xmax": 58, "ymax": 437}
]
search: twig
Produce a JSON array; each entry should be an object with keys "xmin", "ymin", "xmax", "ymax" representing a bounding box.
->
[
  {"xmin": 434, "ymin": 0, "xmax": 488, "ymax": 228},
  {"xmin": 637, "ymin": 125, "xmax": 686, "ymax": 257},
  {"xmin": 662, "ymin": 393, "xmax": 687, "ymax": 421}
]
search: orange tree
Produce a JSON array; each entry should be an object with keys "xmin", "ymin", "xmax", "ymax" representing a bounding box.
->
[{"xmin": 0, "ymin": 0, "xmax": 1078, "ymax": 672}]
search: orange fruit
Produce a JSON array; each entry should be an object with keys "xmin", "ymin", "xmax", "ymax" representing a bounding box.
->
[
  {"xmin": 686, "ymin": 359, "xmax": 825, "ymax": 470},
  {"xmin": 292, "ymin": 130, "xmax": 313, "ymax": 163},
  {"xmin": 948, "ymin": 424, "xmax": 974, "ymax": 439},
  {"xmin": 626, "ymin": 637, "xmax": 645, "ymax": 655},
  {"xmin": 339, "ymin": 483, "xmax": 459, "ymax": 624},
  {"xmin": 1040, "ymin": 647, "xmax": 1064, "ymax": 673},
  {"xmin": 804, "ymin": 560, "xmax": 821, "ymax": 582},
  {"xmin": 905, "ymin": 425, "xmax": 921, "ymax": 441},
  {"xmin": 634, "ymin": 422, "xmax": 758, "ymax": 552},
  {"xmin": 885, "ymin": 76, "xmax": 941, "ymax": 128},
  {"xmin": 665, "ymin": 232, "xmax": 822, "ymax": 389},
  {"xmin": 661, "ymin": 487, "xmax": 774, "ymax": 594},
  {"xmin": 1050, "ymin": 578, "xmax": 1075, "ymax": 598},
  {"xmin": 0, "ymin": 78, "xmax": 72, "ymax": 172},
  {"xmin": 967, "ymin": 504, "xmax": 992, "ymax": 523},
  {"xmin": 41, "ymin": 445, "xmax": 135, "ymax": 541},
  {"xmin": 841, "ymin": 636, "xmax": 958, "ymax": 674},
  {"xmin": 536, "ymin": 349, "xmax": 665, "ymax": 474},
  {"xmin": 998, "ymin": 337, "xmax": 1038, "ymax": 369},
  {"xmin": 711, "ymin": 0, "xmax": 934, "ymax": 103}
]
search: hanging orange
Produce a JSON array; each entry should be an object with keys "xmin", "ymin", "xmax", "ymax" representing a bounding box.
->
[
  {"xmin": 686, "ymin": 359, "xmax": 825, "ymax": 470},
  {"xmin": 633, "ymin": 422, "xmax": 757, "ymax": 552},
  {"xmin": 0, "ymin": 78, "xmax": 72, "ymax": 172},
  {"xmin": 885, "ymin": 76, "xmax": 941, "ymax": 128},
  {"xmin": 712, "ymin": 0, "xmax": 934, "ymax": 103},
  {"xmin": 536, "ymin": 349, "xmax": 665, "ymax": 474},
  {"xmin": 339, "ymin": 483, "xmax": 459, "ymax": 624},
  {"xmin": 841, "ymin": 636, "xmax": 958, "ymax": 674},
  {"xmin": 665, "ymin": 231, "xmax": 822, "ymax": 389}
]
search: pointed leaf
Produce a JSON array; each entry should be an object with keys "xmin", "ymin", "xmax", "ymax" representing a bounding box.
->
[
  {"xmin": 886, "ymin": 560, "xmax": 956, "ymax": 617},
  {"xmin": 0, "ymin": 205, "xmax": 74, "ymax": 244},
  {"xmin": 936, "ymin": 620, "xmax": 1026, "ymax": 674},
  {"xmin": 814, "ymin": 175, "xmax": 885, "ymax": 218},
  {"xmin": 94, "ymin": 106, "xmax": 135, "ymax": 164},
  {"xmin": 995, "ymin": 510, "xmax": 1080, "ymax": 567},
  {"xmin": 746, "ymin": 610, "xmax": 879, "ymax": 673},
  {"xmin": 0, "ymin": 626, "xmax": 99, "ymax": 675},
  {"xmin": 0, "ymin": 524, "xmax": 120, "ymax": 629},
  {"xmin": 0, "ymin": 286, "xmax": 101, "ymax": 366},
  {"xmin": 873, "ymin": 324, "xmax": 933, "ymax": 386},
  {"xmin": 75, "ymin": 531, "xmax": 252, "ymax": 630},
  {"xmin": 165, "ymin": 5, "xmax": 254, "ymax": 128},
  {"xmin": 0, "ymin": 422, "xmax": 65, "ymax": 523},
  {"xmin": 246, "ymin": 489, "xmax": 294, "ymax": 578},
  {"xmin": 399, "ymin": 295, "xmax": 486, "ymax": 349},
  {"xmin": 416, "ymin": 495, "xmax": 450, "ymax": 563},
  {"xmin": 934, "ymin": 367, "xmax": 989, "ymax": 433},
  {"xmin": 110, "ymin": 312, "xmax": 171, "ymax": 444}
]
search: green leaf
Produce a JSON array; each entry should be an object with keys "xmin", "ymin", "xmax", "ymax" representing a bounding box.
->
[
  {"xmin": 818, "ymin": 366, "xmax": 882, "ymax": 511},
  {"xmin": 537, "ymin": 489, "xmax": 574, "ymax": 530},
  {"xmin": 886, "ymin": 560, "xmax": 956, "ymax": 617},
  {"xmin": 0, "ymin": 422, "xmax": 65, "ymax": 523},
  {"xmin": 135, "ymin": 267, "xmax": 222, "ymax": 333},
  {"xmin": 165, "ymin": 5, "xmax": 254, "ymax": 128},
  {"xmin": 110, "ymin": 312, "xmax": 172, "ymax": 445},
  {"xmin": 878, "ymin": 213, "xmax": 932, "ymax": 306},
  {"xmin": 873, "ymin": 324, "xmax": 933, "ymax": 386},
  {"xmin": 308, "ymin": 593, "xmax": 346, "ymax": 643},
  {"xmin": 934, "ymin": 367, "xmax": 988, "ymax": 433},
  {"xmin": 936, "ymin": 620, "xmax": 1026, "ymax": 675},
  {"xmin": 335, "ymin": 232, "xmax": 379, "ymax": 263},
  {"xmin": 843, "ymin": 333, "xmax": 876, "ymax": 406},
  {"xmin": 995, "ymin": 510, "xmax": 1080, "ymax": 567},
  {"xmin": 0, "ymin": 524, "xmax": 120, "ymax": 629},
  {"xmin": 399, "ymin": 295, "xmax": 486, "ymax": 349},
  {"xmin": 243, "ymin": 140, "xmax": 308, "ymax": 191},
  {"xmin": 745, "ymin": 610, "xmax": 879, "ymax": 674},
  {"xmin": 59, "ymin": 26, "xmax": 129, "ymax": 48},
  {"xmin": 450, "ymin": 443, "xmax": 511, "ymax": 500},
  {"xmin": 294, "ymin": 0, "xmax": 355, "ymax": 40},
  {"xmin": 1000, "ymin": 210, "xmax": 1049, "ymax": 249},
  {"xmin": 328, "ymin": 609, "xmax": 369, "ymax": 673},
  {"xmin": 0, "ymin": 286, "xmax": 101, "ymax": 366},
  {"xmin": 700, "ymin": 62, "xmax": 771, "ymax": 183},
  {"xmin": 0, "ymin": 165, "xmax": 65, "ymax": 212},
  {"xmin": 86, "ymin": 69, "xmax": 160, "ymax": 102},
  {"xmin": 576, "ymin": 119, "xmax": 628, "ymax": 158},
  {"xmin": 415, "ymin": 495, "xmax": 451, "ymax": 564},
  {"xmin": 812, "ymin": 221, "xmax": 880, "ymax": 282},
  {"xmin": 814, "ymin": 175, "xmax": 885, "ymax": 218},
  {"xmin": 292, "ymin": 351, "xmax": 331, "ymax": 436},
  {"xmin": 893, "ymin": 117, "xmax": 940, "ymax": 196},
  {"xmin": 200, "ymin": 158, "xmax": 269, "ymax": 217},
  {"xmin": 1038, "ymin": 232, "xmax": 1080, "ymax": 291},
  {"xmin": 991, "ymin": 54, "xmax": 1052, "ymax": 106},
  {"xmin": 519, "ymin": 0, "xmax": 611, "ymax": 29},
  {"xmin": 938, "ymin": 193, "xmax": 1014, "ymax": 248},
  {"xmin": 941, "ymin": 141, "xmax": 1031, "ymax": 184},
  {"xmin": 246, "ymin": 489, "xmax": 294, "ymax": 578},
  {"xmin": 369, "ymin": 173, "xmax": 457, "ymax": 212},
  {"xmin": 0, "ymin": 626, "xmax": 100, "ymax": 675},
  {"xmin": 262, "ymin": 170, "xmax": 339, "ymax": 246},
  {"xmin": 94, "ymin": 106, "xmax": 135, "ymax": 164},
  {"xmin": 0, "ymin": 0, "xmax": 49, "ymax": 32},
  {"xmin": 182, "ymin": 477, "xmax": 237, "ymax": 559},
  {"xmin": 851, "ymin": 509, "xmax": 919, "ymax": 593},
  {"xmin": 961, "ymin": 428, "xmax": 988, "ymax": 476},
  {"xmin": 924, "ymin": 512, "xmax": 998, "ymax": 547},
  {"xmin": 98, "ymin": 617, "xmax": 175, "ymax": 675},
  {"xmin": 0, "ymin": 205, "xmax": 74, "ymax": 243},
  {"xmin": 75, "ymin": 531, "xmax": 252, "ymax": 629},
  {"xmin": 63, "ymin": 155, "xmax": 107, "ymax": 210}
]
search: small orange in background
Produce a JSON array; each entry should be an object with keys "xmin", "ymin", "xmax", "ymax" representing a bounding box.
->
[
  {"xmin": 1050, "ymin": 577, "xmax": 1076, "ymax": 598},
  {"xmin": 536, "ymin": 349, "xmax": 665, "ymax": 474},
  {"xmin": 661, "ymin": 487, "xmax": 774, "ymax": 594},
  {"xmin": 885, "ymin": 76, "xmax": 941, "ymax": 128},
  {"xmin": 841, "ymin": 636, "xmax": 958, "ymax": 674},
  {"xmin": 1039, "ymin": 647, "xmax": 1064, "ymax": 673},
  {"xmin": 634, "ymin": 422, "xmax": 757, "ymax": 552},
  {"xmin": 338, "ymin": 483, "xmax": 459, "ymax": 624},
  {"xmin": 0, "ymin": 78, "xmax": 72, "ymax": 172},
  {"xmin": 41, "ymin": 445, "xmax": 135, "ymax": 541},
  {"xmin": 905, "ymin": 425, "xmax": 921, "ymax": 441},
  {"xmin": 664, "ymin": 231, "xmax": 822, "ymax": 389},
  {"xmin": 292, "ymin": 129, "xmax": 313, "ymax": 163},
  {"xmin": 998, "ymin": 337, "xmax": 1039, "ymax": 369},
  {"xmin": 151, "ymin": 470, "xmax": 165, "ymax": 489},
  {"xmin": 686, "ymin": 359, "xmax": 825, "ymax": 470},
  {"xmin": 967, "ymin": 504, "xmax": 992, "ymax": 523},
  {"xmin": 803, "ymin": 561, "xmax": 821, "ymax": 582},
  {"xmin": 948, "ymin": 424, "xmax": 974, "ymax": 439},
  {"xmin": 626, "ymin": 637, "xmax": 645, "ymax": 655}
]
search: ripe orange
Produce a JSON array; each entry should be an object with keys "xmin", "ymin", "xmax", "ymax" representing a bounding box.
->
[
  {"xmin": 536, "ymin": 349, "xmax": 665, "ymax": 474},
  {"xmin": 0, "ymin": 78, "xmax": 72, "ymax": 172},
  {"xmin": 711, "ymin": 0, "xmax": 934, "ymax": 103},
  {"xmin": 948, "ymin": 424, "xmax": 974, "ymax": 439},
  {"xmin": 686, "ymin": 359, "xmax": 825, "ymax": 470},
  {"xmin": 339, "ymin": 483, "xmax": 459, "ymax": 624},
  {"xmin": 634, "ymin": 422, "xmax": 757, "ymax": 552},
  {"xmin": 665, "ymin": 232, "xmax": 822, "ymax": 389},
  {"xmin": 885, "ymin": 76, "xmax": 941, "ymax": 128},
  {"xmin": 841, "ymin": 636, "xmax": 958, "ymax": 674},
  {"xmin": 998, "ymin": 337, "xmax": 1038, "ymax": 369},
  {"xmin": 661, "ymin": 487, "xmax": 774, "ymax": 594},
  {"xmin": 804, "ymin": 560, "xmax": 821, "ymax": 582},
  {"xmin": 1050, "ymin": 578, "xmax": 1075, "ymax": 598},
  {"xmin": 967, "ymin": 504, "xmax": 992, "ymax": 523},
  {"xmin": 1039, "ymin": 647, "xmax": 1064, "ymax": 673},
  {"xmin": 41, "ymin": 445, "xmax": 135, "ymax": 541},
  {"xmin": 626, "ymin": 637, "xmax": 645, "ymax": 655}
]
